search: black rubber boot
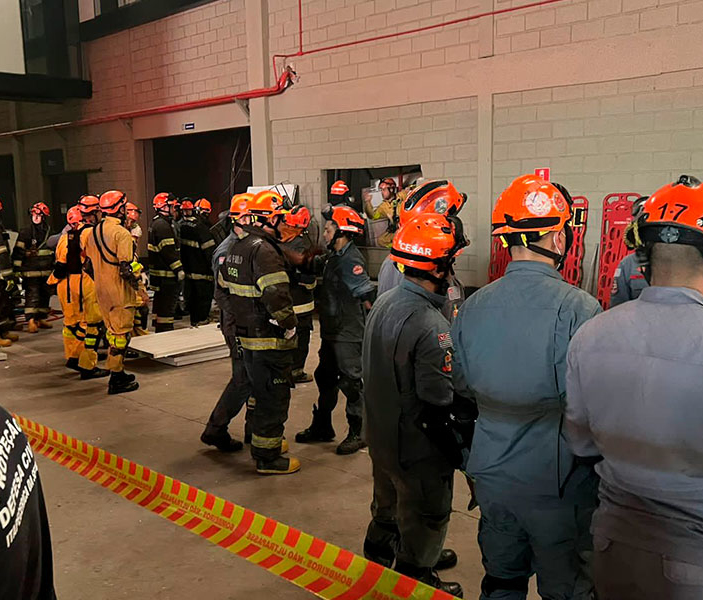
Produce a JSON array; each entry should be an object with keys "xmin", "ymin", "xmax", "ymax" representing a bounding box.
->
[
  {"xmin": 336, "ymin": 416, "xmax": 366, "ymax": 455},
  {"xmin": 295, "ymin": 406, "xmax": 335, "ymax": 443},
  {"xmin": 66, "ymin": 358, "xmax": 80, "ymax": 372},
  {"xmin": 80, "ymin": 367, "xmax": 110, "ymax": 380},
  {"xmin": 200, "ymin": 431, "xmax": 244, "ymax": 452},
  {"xmin": 108, "ymin": 371, "xmax": 139, "ymax": 395},
  {"xmin": 395, "ymin": 563, "xmax": 463, "ymax": 598},
  {"xmin": 435, "ymin": 549, "xmax": 458, "ymax": 571}
]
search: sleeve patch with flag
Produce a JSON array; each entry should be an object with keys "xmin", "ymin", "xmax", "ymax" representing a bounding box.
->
[
  {"xmin": 352, "ymin": 264, "xmax": 364, "ymax": 275},
  {"xmin": 438, "ymin": 332, "xmax": 452, "ymax": 349}
]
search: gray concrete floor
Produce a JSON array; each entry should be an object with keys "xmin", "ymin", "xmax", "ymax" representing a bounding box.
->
[{"xmin": 1, "ymin": 318, "xmax": 538, "ymax": 599}]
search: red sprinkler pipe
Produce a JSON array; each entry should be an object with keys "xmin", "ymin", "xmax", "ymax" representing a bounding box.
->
[
  {"xmin": 273, "ymin": 0, "xmax": 573, "ymax": 78},
  {"xmin": 0, "ymin": 67, "xmax": 296, "ymax": 139}
]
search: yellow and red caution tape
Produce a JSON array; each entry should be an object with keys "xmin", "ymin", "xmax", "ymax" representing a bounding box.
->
[{"xmin": 14, "ymin": 415, "xmax": 457, "ymax": 600}]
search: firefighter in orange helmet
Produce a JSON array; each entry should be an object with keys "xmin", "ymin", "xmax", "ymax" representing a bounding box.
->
[
  {"xmin": 124, "ymin": 202, "xmax": 143, "ymax": 245},
  {"xmin": 77, "ymin": 194, "xmax": 102, "ymax": 226},
  {"xmin": 195, "ymin": 198, "xmax": 212, "ymax": 226},
  {"xmin": 451, "ymin": 175, "xmax": 601, "ymax": 599},
  {"xmin": 279, "ymin": 205, "xmax": 317, "ymax": 383},
  {"xmin": 296, "ymin": 204, "xmax": 375, "ymax": 455},
  {"xmin": 123, "ymin": 202, "xmax": 148, "ymax": 336},
  {"xmin": 363, "ymin": 213, "xmax": 467, "ymax": 596},
  {"xmin": 48, "ymin": 206, "xmax": 109, "ymax": 380},
  {"xmin": 81, "ymin": 191, "xmax": 145, "ymax": 394},
  {"xmin": 148, "ymin": 192, "xmax": 184, "ymax": 332},
  {"xmin": 179, "ymin": 198, "xmax": 216, "ymax": 326},
  {"xmin": 216, "ymin": 190, "xmax": 300, "ymax": 475},
  {"xmin": 377, "ymin": 179, "xmax": 468, "ymax": 321},
  {"xmin": 363, "ymin": 177, "xmax": 400, "ymax": 248},
  {"xmin": 201, "ymin": 193, "xmax": 256, "ymax": 453},
  {"xmin": 12, "ymin": 202, "xmax": 54, "ymax": 333},
  {"xmin": 567, "ymin": 175, "xmax": 703, "ymax": 600}
]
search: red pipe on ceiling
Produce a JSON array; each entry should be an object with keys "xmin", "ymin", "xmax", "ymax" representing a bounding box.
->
[{"xmin": 0, "ymin": 68, "xmax": 296, "ymax": 139}]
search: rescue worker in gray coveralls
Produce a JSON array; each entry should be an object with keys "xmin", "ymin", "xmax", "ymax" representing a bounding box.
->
[
  {"xmin": 566, "ymin": 175, "xmax": 703, "ymax": 600},
  {"xmin": 377, "ymin": 180, "xmax": 468, "ymax": 322},
  {"xmin": 296, "ymin": 205, "xmax": 375, "ymax": 455},
  {"xmin": 452, "ymin": 174, "xmax": 602, "ymax": 600},
  {"xmin": 363, "ymin": 212, "xmax": 469, "ymax": 597},
  {"xmin": 609, "ymin": 196, "xmax": 649, "ymax": 307}
]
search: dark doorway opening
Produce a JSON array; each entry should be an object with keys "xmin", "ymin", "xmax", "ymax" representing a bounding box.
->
[
  {"xmin": 152, "ymin": 127, "xmax": 252, "ymax": 222},
  {"xmin": 47, "ymin": 172, "xmax": 88, "ymax": 232},
  {"xmin": 0, "ymin": 156, "xmax": 17, "ymax": 231}
]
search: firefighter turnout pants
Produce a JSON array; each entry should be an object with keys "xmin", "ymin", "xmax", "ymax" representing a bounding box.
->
[
  {"xmin": 152, "ymin": 279, "xmax": 178, "ymax": 332},
  {"xmin": 184, "ymin": 278, "xmax": 214, "ymax": 326},
  {"xmin": 24, "ymin": 276, "xmax": 52, "ymax": 320},
  {"xmin": 103, "ymin": 306, "xmax": 136, "ymax": 373},
  {"xmin": 241, "ymin": 348, "xmax": 294, "ymax": 462},
  {"xmin": 58, "ymin": 274, "xmax": 102, "ymax": 371}
]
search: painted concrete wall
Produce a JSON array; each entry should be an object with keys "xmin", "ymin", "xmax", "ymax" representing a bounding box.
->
[{"xmin": 2, "ymin": 0, "xmax": 703, "ymax": 285}]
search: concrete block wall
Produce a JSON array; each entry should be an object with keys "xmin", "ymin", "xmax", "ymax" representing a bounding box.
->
[
  {"xmin": 492, "ymin": 68, "xmax": 703, "ymax": 279},
  {"xmin": 271, "ymin": 96, "xmax": 479, "ymax": 282},
  {"xmin": 493, "ymin": 0, "xmax": 703, "ymax": 54},
  {"xmin": 268, "ymin": 0, "xmax": 483, "ymax": 86}
]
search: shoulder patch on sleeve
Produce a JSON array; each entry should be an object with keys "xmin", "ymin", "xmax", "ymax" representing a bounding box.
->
[
  {"xmin": 352, "ymin": 264, "xmax": 364, "ymax": 275},
  {"xmin": 441, "ymin": 349, "xmax": 453, "ymax": 373}
]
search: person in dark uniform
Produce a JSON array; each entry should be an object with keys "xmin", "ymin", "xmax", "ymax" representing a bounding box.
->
[
  {"xmin": 179, "ymin": 199, "xmax": 216, "ymax": 326},
  {"xmin": 363, "ymin": 212, "xmax": 468, "ymax": 597},
  {"xmin": 0, "ymin": 199, "xmax": 18, "ymax": 347},
  {"xmin": 12, "ymin": 203, "xmax": 54, "ymax": 334},
  {"xmin": 296, "ymin": 205, "xmax": 375, "ymax": 455},
  {"xmin": 610, "ymin": 196, "xmax": 649, "ymax": 308},
  {"xmin": 0, "ymin": 406, "xmax": 57, "ymax": 600},
  {"xmin": 217, "ymin": 190, "xmax": 300, "ymax": 475},
  {"xmin": 200, "ymin": 194, "xmax": 255, "ymax": 452},
  {"xmin": 148, "ymin": 193, "xmax": 184, "ymax": 332},
  {"xmin": 279, "ymin": 205, "xmax": 317, "ymax": 383}
]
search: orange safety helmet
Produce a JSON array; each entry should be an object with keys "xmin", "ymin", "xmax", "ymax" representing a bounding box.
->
[
  {"xmin": 30, "ymin": 202, "xmax": 50, "ymax": 217},
  {"xmin": 247, "ymin": 190, "xmax": 286, "ymax": 223},
  {"xmin": 283, "ymin": 205, "xmax": 311, "ymax": 229},
  {"xmin": 322, "ymin": 204, "xmax": 365, "ymax": 236},
  {"xmin": 379, "ymin": 177, "xmax": 397, "ymax": 195},
  {"xmin": 180, "ymin": 199, "xmax": 194, "ymax": 210},
  {"xmin": 229, "ymin": 193, "xmax": 254, "ymax": 220},
  {"xmin": 391, "ymin": 213, "xmax": 467, "ymax": 272},
  {"xmin": 99, "ymin": 190, "xmax": 127, "ymax": 215},
  {"xmin": 491, "ymin": 175, "xmax": 571, "ymax": 236},
  {"xmin": 195, "ymin": 198, "xmax": 212, "ymax": 214},
  {"xmin": 627, "ymin": 175, "xmax": 703, "ymax": 251},
  {"xmin": 66, "ymin": 206, "xmax": 83, "ymax": 226},
  {"xmin": 153, "ymin": 192, "xmax": 175, "ymax": 214},
  {"xmin": 78, "ymin": 194, "xmax": 100, "ymax": 215},
  {"xmin": 399, "ymin": 180, "xmax": 466, "ymax": 227},
  {"xmin": 330, "ymin": 180, "xmax": 349, "ymax": 196},
  {"xmin": 126, "ymin": 202, "xmax": 142, "ymax": 220}
]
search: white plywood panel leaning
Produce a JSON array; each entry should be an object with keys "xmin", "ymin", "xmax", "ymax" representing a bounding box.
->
[{"xmin": 128, "ymin": 324, "xmax": 226, "ymax": 359}]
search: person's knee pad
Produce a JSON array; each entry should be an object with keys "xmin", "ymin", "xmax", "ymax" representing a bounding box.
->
[{"xmin": 481, "ymin": 574, "xmax": 529, "ymax": 597}]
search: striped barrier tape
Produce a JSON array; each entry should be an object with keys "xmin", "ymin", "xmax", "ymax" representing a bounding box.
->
[{"xmin": 14, "ymin": 415, "xmax": 458, "ymax": 600}]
